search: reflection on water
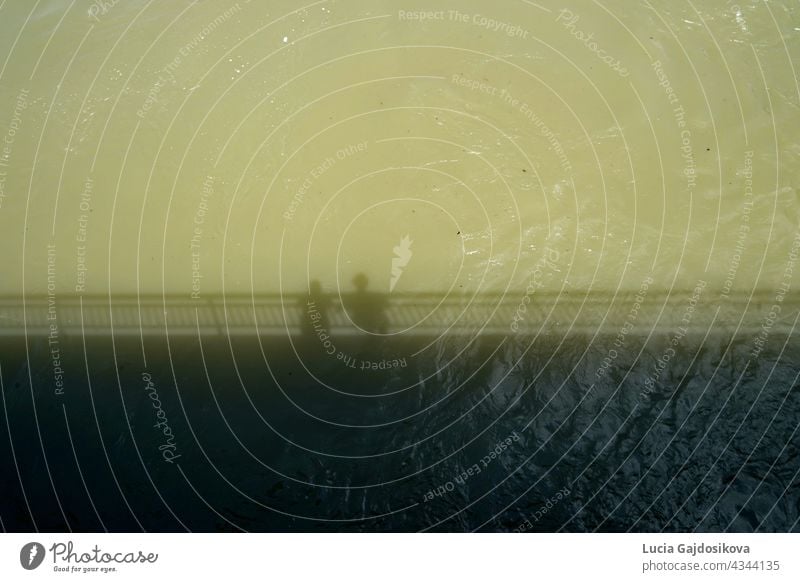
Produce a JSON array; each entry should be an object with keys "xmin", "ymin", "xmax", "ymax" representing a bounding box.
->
[
  {"xmin": 0, "ymin": 0, "xmax": 799, "ymax": 532},
  {"xmin": 1, "ymin": 326, "xmax": 799, "ymax": 532}
]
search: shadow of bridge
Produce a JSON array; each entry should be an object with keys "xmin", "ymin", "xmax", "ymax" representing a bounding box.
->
[{"xmin": 0, "ymin": 287, "xmax": 796, "ymax": 338}]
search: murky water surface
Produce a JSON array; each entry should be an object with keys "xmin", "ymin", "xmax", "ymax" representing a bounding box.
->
[{"xmin": 0, "ymin": 0, "xmax": 798, "ymax": 531}]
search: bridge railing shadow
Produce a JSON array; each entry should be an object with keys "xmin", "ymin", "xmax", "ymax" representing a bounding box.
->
[{"xmin": 0, "ymin": 287, "xmax": 796, "ymax": 337}]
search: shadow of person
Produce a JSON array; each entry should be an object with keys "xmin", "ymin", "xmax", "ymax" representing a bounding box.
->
[
  {"xmin": 346, "ymin": 273, "xmax": 389, "ymax": 335},
  {"xmin": 300, "ymin": 279, "xmax": 332, "ymax": 347}
]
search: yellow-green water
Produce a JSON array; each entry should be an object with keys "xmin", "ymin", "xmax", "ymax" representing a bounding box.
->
[
  {"xmin": 3, "ymin": 1, "xmax": 800, "ymax": 534},
  {"xmin": 0, "ymin": 0, "xmax": 797, "ymax": 301}
]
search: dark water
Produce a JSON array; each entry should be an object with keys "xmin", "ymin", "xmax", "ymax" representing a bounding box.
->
[
  {"xmin": 1, "ymin": 329, "xmax": 798, "ymax": 532},
  {"xmin": 1, "ymin": 0, "xmax": 798, "ymax": 536}
]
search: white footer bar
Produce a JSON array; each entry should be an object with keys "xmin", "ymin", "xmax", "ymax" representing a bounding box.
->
[{"xmin": 0, "ymin": 533, "xmax": 796, "ymax": 581}]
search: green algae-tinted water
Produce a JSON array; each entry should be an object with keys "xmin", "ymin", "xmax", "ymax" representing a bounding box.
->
[{"xmin": 0, "ymin": 0, "xmax": 799, "ymax": 531}]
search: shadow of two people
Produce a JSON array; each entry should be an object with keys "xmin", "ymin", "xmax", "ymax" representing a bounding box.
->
[{"xmin": 304, "ymin": 273, "xmax": 389, "ymax": 339}]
